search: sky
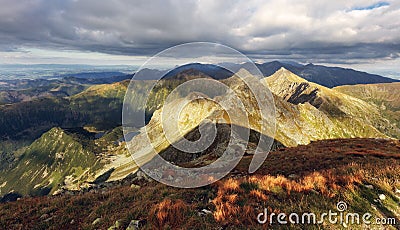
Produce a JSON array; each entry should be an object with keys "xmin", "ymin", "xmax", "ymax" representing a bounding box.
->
[{"xmin": 0, "ymin": 0, "xmax": 399, "ymax": 79}]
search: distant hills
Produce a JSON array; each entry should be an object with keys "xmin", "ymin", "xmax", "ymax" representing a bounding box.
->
[
  {"xmin": 134, "ymin": 61, "xmax": 399, "ymax": 87},
  {"xmin": 257, "ymin": 61, "xmax": 398, "ymax": 87},
  {"xmin": 0, "ymin": 73, "xmax": 133, "ymax": 105},
  {"xmin": 0, "ymin": 80, "xmax": 129, "ymax": 141},
  {"xmin": 133, "ymin": 63, "xmax": 233, "ymax": 80},
  {"xmin": 1, "ymin": 61, "xmax": 397, "ymax": 106}
]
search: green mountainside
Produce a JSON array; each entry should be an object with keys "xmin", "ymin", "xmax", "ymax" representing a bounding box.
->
[
  {"xmin": 0, "ymin": 128, "xmax": 101, "ymax": 196},
  {"xmin": 264, "ymin": 68, "xmax": 396, "ymax": 141},
  {"xmin": 334, "ymin": 83, "xmax": 400, "ymax": 138}
]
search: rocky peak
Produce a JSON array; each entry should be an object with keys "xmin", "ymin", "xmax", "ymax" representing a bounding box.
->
[{"xmin": 269, "ymin": 67, "xmax": 308, "ymax": 84}]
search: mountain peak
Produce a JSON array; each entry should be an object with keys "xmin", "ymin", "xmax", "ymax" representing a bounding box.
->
[{"xmin": 267, "ymin": 67, "xmax": 308, "ymax": 84}]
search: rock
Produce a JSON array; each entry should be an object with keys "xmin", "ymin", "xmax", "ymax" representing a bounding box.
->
[
  {"xmin": 40, "ymin": 214, "xmax": 50, "ymax": 220},
  {"xmin": 44, "ymin": 216, "xmax": 54, "ymax": 222},
  {"xmin": 92, "ymin": 218, "xmax": 101, "ymax": 225},
  {"xmin": 364, "ymin": 184, "xmax": 374, "ymax": 189},
  {"xmin": 126, "ymin": 219, "xmax": 145, "ymax": 230},
  {"xmin": 126, "ymin": 220, "xmax": 136, "ymax": 230},
  {"xmin": 201, "ymin": 209, "xmax": 213, "ymax": 215},
  {"xmin": 115, "ymin": 220, "xmax": 123, "ymax": 228},
  {"xmin": 379, "ymin": 194, "xmax": 386, "ymax": 200},
  {"xmin": 136, "ymin": 171, "xmax": 144, "ymax": 180},
  {"xmin": 198, "ymin": 209, "xmax": 213, "ymax": 216},
  {"xmin": 130, "ymin": 184, "xmax": 140, "ymax": 189}
]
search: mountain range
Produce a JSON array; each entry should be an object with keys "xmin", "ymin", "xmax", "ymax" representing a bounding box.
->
[
  {"xmin": 134, "ymin": 61, "xmax": 398, "ymax": 87},
  {"xmin": 0, "ymin": 63, "xmax": 399, "ymax": 229},
  {"xmin": 0, "ymin": 66, "xmax": 399, "ymax": 198},
  {"xmin": 255, "ymin": 61, "xmax": 398, "ymax": 87}
]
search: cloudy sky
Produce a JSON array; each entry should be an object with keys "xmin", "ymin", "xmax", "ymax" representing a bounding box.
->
[{"xmin": 0, "ymin": 0, "xmax": 399, "ymax": 78}]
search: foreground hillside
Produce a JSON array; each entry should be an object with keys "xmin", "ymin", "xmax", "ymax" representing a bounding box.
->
[{"xmin": 0, "ymin": 138, "xmax": 399, "ymax": 229}]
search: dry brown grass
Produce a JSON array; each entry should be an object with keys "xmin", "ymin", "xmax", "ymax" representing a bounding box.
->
[
  {"xmin": 345, "ymin": 150, "xmax": 400, "ymax": 159},
  {"xmin": 218, "ymin": 178, "xmax": 240, "ymax": 193},
  {"xmin": 249, "ymin": 189, "xmax": 268, "ymax": 201},
  {"xmin": 212, "ymin": 196, "xmax": 240, "ymax": 224},
  {"xmin": 212, "ymin": 166, "xmax": 368, "ymax": 225},
  {"xmin": 149, "ymin": 198, "xmax": 189, "ymax": 229}
]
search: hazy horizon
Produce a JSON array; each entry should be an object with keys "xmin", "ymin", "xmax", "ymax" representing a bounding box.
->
[
  {"xmin": 1, "ymin": 60, "xmax": 399, "ymax": 81},
  {"xmin": 0, "ymin": 0, "xmax": 399, "ymax": 80}
]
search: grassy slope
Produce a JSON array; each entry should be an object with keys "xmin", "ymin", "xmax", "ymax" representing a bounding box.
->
[
  {"xmin": 69, "ymin": 80, "xmax": 129, "ymax": 130},
  {"xmin": 0, "ymin": 138, "xmax": 399, "ymax": 229},
  {"xmin": 334, "ymin": 83, "xmax": 400, "ymax": 139},
  {"xmin": 0, "ymin": 128, "xmax": 101, "ymax": 196},
  {"xmin": 264, "ymin": 68, "xmax": 395, "ymax": 141}
]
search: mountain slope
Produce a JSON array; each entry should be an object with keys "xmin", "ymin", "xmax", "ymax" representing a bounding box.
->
[
  {"xmin": 0, "ymin": 97, "xmax": 73, "ymax": 140},
  {"xmin": 126, "ymin": 68, "xmax": 389, "ymax": 175},
  {"xmin": 0, "ymin": 80, "xmax": 130, "ymax": 141},
  {"xmin": 0, "ymin": 83, "xmax": 86, "ymax": 105},
  {"xmin": 224, "ymin": 69, "xmax": 388, "ymax": 145},
  {"xmin": 264, "ymin": 68, "xmax": 398, "ymax": 139},
  {"xmin": 0, "ymin": 128, "xmax": 101, "ymax": 196},
  {"xmin": 0, "ymin": 69, "xmax": 396, "ymax": 198},
  {"xmin": 1, "ymin": 138, "xmax": 399, "ymax": 229},
  {"xmin": 69, "ymin": 80, "xmax": 129, "ymax": 130},
  {"xmin": 334, "ymin": 82, "xmax": 400, "ymax": 138},
  {"xmin": 0, "ymin": 73, "xmax": 132, "ymax": 105}
]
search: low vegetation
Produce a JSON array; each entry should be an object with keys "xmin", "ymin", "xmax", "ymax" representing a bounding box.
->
[{"xmin": 1, "ymin": 138, "xmax": 398, "ymax": 229}]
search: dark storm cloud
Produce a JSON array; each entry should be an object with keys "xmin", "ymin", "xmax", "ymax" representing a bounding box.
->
[{"xmin": 0, "ymin": 0, "xmax": 399, "ymax": 63}]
